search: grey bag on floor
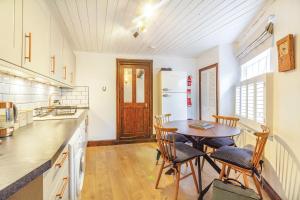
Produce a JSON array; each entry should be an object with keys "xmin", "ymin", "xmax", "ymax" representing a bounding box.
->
[{"xmin": 212, "ymin": 179, "xmax": 261, "ymax": 200}]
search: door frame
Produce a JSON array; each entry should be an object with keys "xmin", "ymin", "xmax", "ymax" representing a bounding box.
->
[
  {"xmin": 199, "ymin": 63, "xmax": 219, "ymax": 120},
  {"xmin": 116, "ymin": 58, "xmax": 153, "ymax": 141}
]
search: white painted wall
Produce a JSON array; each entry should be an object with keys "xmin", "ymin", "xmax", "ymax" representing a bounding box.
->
[
  {"xmin": 196, "ymin": 45, "xmax": 239, "ymax": 119},
  {"xmin": 236, "ymin": 0, "xmax": 300, "ymax": 198},
  {"xmin": 218, "ymin": 44, "xmax": 240, "ymax": 116},
  {"xmin": 75, "ymin": 52, "xmax": 197, "ymax": 140},
  {"xmin": 197, "ymin": 47, "xmax": 219, "ymax": 69}
]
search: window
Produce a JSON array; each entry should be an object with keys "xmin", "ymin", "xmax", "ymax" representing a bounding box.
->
[
  {"xmin": 241, "ymin": 49, "xmax": 271, "ymax": 81},
  {"xmin": 235, "ymin": 49, "xmax": 271, "ymax": 125}
]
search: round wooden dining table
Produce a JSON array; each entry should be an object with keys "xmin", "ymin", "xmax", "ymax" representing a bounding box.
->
[
  {"xmin": 163, "ymin": 120, "xmax": 241, "ymax": 200},
  {"xmin": 163, "ymin": 120, "xmax": 241, "ymax": 138}
]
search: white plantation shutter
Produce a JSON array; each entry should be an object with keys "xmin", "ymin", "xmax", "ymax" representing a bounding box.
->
[
  {"xmin": 241, "ymin": 85, "xmax": 247, "ymax": 118},
  {"xmin": 247, "ymin": 84, "xmax": 255, "ymax": 120},
  {"xmin": 256, "ymin": 82, "xmax": 265, "ymax": 123},
  {"xmin": 235, "ymin": 87, "xmax": 240, "ymax": 115},
  {"xmin": 235, "ymin": 48, "xmax": 271, "ymax": 126}
]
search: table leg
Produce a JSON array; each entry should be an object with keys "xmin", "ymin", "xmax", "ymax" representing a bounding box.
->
[
  {"xmin": 185, "ymin": 135, "xmax": 222, "ymax": 199},
  {"xmin": 197, "ymin": 157, "xmax": 203, "ymax": 200},
  {"xmin": 203, "ymin": 154, "xmax": 221, "ymax": 174}
]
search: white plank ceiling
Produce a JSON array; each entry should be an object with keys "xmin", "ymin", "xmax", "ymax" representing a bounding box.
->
[{"xmin": 54, "ymin": 0, "xmax": 267, "ymax": 57}]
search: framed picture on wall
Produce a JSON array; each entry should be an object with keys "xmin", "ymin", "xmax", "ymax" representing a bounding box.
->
[{"xmin": 276, "ymin": 34, "xmax": 295, "ymax": 72}]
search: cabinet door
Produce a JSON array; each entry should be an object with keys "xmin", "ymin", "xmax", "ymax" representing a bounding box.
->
[
  {"xmin": 0, "ymin": 0, "xmax": 22, "ymax": 66},
  {"xmin": 50, "ymin": 18, "xmax": 64, "ymax": 81},
  {"xmin": 68, "ymin": 53, "xmax": 76, "ymax": 85},
  {"xmin": 62, "ymin": 40, "xmax": 76, "ymax": 85},
  {"xmin": 23, "ymin": 0, "xmax": 51, "ymax": 76}
]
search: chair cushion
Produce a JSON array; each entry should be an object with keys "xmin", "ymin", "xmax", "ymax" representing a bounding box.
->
[
  {"xmin": 210, "ymin": 146, "xmax": 254, "ymax": 170},
  {"xmin": 167, "ymin": 133, "xmax": 190, "ymax": 143},
  {"xmin": 203, "ymin": 137, "xmax": 235, "ymax": 149},
  {"xmin": 173, "ymin": 142, "xmax": 205, "ymax": 164}
]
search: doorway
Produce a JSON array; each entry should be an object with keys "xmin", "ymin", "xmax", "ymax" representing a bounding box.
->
[
  {"xmin": 199, "ymin": 63, "xmax": 219, "ymax": 121},
  {"xmin": 116, "ymin": 59, "xmax": 153, "ymax": 141}
]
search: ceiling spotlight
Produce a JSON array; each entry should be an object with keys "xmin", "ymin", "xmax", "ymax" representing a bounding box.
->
[
  {"xmin": 143, "ymin": 4, "xmax": 155, "ymax": 18},
  {"xmin": 149, "ymin": 45, "xmax": 156, "ymax": 49},
  {"xmin": 133, "ymin": 31, "xmax": 139, "ymax": 38}
]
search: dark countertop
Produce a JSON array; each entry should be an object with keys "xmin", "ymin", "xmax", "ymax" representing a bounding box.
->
[{"xmin": 0, "ymin": 109, "xmax": 88, "ymax": 200}]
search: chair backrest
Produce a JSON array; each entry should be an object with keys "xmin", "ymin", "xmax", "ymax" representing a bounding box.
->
[
  {"xmin": 212, "ymin": 115, "xmax": 240, "ymax": 127},
  {"xmin": 252, "ymin": 125, "xmax": 270, "ymax": 168},
  {"xmin": 154, "ymin": 114, "xmax": 172, "ymax": 127},
  {"xmin": 154, "ymin": 125, "xmax": 178, "ymax": 162}
]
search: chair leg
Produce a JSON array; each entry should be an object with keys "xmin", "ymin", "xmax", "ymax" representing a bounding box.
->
[
  {"xmin": 242, "ymin": 173, "xmax": 249, "ymax": 188},
  {"xmin": 219, "ymin": 164, "xmax": 226, "ymax": 180},
  {"xmin": 201, "ymin": 146, "xmax": 208, "ymax": 170},
  {"xmin": 174, "ymin": 164, "xmax": 181, "ymax": 200},
  {"xmin": 212, "ymin": 148, "xmax": 216, "ymax": 162},
  {"xmin": 253, "ymin": 175, "xmax": 263, "ymax": 198},
  {"xmin": 226, "ymin": 166, "xmax": 231, "ymax": 177},
  {"xmin": 189, "ymin": 160, "xmax": 199, "ymax": 193},
  {"xmin": 155, "ymin": 161, "xmax": 165, "ymax": 189},
  {"xmin": 156, "ymin": 149, "xmax": 161, "ymax": 165}
]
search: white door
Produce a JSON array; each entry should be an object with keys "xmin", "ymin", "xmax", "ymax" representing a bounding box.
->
[
  {"xmin": 23, "ymin": 0, "xmax": 51, "ymax": 76},
  {"xmin": 0, "ymin": 0, "xmax": 22, "ymax": 66},
  {"xmin": 160, "ymin": 71, "xmax": 187, "ymax": 92},
  {"xmin": 200, "ymin": 66, "xmax": 217, "ymax": 121},
  {"xmin": 162, "ymin": 92, "xmax": 187, "ymax": 120}
]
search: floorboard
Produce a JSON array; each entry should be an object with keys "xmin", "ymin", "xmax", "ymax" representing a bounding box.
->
[{"xmin": 81, "ymin": 143, "xmax": 270, "ymax": 200}]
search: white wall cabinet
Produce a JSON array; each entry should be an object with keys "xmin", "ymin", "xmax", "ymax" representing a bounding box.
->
[
  {"xmin": 0, "ymin": 0, "xmax": 76, "ymax": 86},
  {"xmin": 22, "ymin": 0, "xmax": 51, "ymax": 76},
  {"xmin": 0, "ymin": 0, "xmax": 23, "ymax": 66},
  {"xmin": 50, "ymin": 18, "xmax": 64, "ymax": 81},
  {"xmin": 63, "ymin": 41, "xmax": 76, "ymax": 85}
]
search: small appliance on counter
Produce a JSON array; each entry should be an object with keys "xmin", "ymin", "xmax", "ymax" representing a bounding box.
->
[{"xmin": 0, "ymin": 102, "xmax": 18, "ymax": 138}]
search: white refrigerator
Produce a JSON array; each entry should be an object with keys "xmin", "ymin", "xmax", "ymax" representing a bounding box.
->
[{"xmin": 159, "ymin": 71, "xmax": 188, "ymax": 120}]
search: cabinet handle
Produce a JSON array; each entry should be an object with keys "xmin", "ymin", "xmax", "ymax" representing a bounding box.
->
[
  {"xmin": 51, "ymin": 56, "xmax": 56, "ymax": 73},
  {"xmin": 56, "ymin": 177, "xmax": 68, "ymax": 199},
  {"xmin": 25, "ymin": 33, "xmax": 32, "ymax": 62},
  {"xmin": 55, "ymin": 152, "xmax": 68, "ymax": 168},
  {"xmin": 70, "ymin": 72, "xmax": 73, "ymax": 83},
  {"xmin": 64, "ymin": 66, "xmax": 67, "ymax": 80}
]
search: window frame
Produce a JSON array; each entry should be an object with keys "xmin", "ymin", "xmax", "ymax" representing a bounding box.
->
[{"xmin": 235, "ymin": 48, "xmax": 272, "ymax": 130}]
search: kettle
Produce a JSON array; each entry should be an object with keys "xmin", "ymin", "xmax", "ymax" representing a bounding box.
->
[{"xmin": 0, "ymin": 102, "xmax": 18, "ymax": 137}]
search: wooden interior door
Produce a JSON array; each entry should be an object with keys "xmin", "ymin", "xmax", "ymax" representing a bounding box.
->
[
  {"xmin": 199, "ymin": 63, "xmax": 219, "ymax": 121},
  {"xmin": 117, "ymin": 59, "xmax": 153, "ymax": 140}
]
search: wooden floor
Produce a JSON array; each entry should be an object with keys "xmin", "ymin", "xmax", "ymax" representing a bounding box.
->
[{"xmin": 81, "ymin": 143, "xmax": 270, "ymax": 200}]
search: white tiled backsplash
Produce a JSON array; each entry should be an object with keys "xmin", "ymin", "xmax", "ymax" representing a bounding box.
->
[
  {"xmin": 61, "ymin": 86, "xmax": 89, "ymax": 108},
  {"xmin": 0, "ymin": 73, "xmax": 89, "ymax": 110}
]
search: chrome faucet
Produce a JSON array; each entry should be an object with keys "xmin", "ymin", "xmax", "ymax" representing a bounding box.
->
[{"xmin": 48, "ymin": 93, "xmax": 61, "ymax": 107}]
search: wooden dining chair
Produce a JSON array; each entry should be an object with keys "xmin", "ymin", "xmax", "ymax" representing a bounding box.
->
[
  {"xmin": 201, "ymin": 115, "xmax": 240, "ymax": 168},
  {"xmin": 154, "ymin": 114, "xmax": 189, "ymax": 165},
  {"xmin": 154, "ymin": 125, "xmax": 205, "ymax": 200},
  {"xmin": 210, "ymin": 125, "xmax": 270, "ymax": 198},
  {"xmin": 154, "ymin": 113, "xmax": 172, "ymax": 127}
]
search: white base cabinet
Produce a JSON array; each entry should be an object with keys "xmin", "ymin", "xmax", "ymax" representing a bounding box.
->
[{"xmin": 43, "ymin": 145, "xmax": 69, "ymax": 200}]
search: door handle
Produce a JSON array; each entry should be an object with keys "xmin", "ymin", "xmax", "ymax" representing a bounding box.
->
[{"xmin": 145, "ymin": 103, "xmax": 148, "ymax": 108}]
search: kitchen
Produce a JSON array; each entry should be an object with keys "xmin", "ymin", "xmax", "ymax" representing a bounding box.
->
[{"xmin": 1, "ymin": 0, "xmax": 300, "ymax": 200}]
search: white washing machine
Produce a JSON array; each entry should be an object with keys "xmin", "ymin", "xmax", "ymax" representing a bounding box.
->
[{"xmin": 69, "ymin": 120, "xmax": 88, "ymax": 200}]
